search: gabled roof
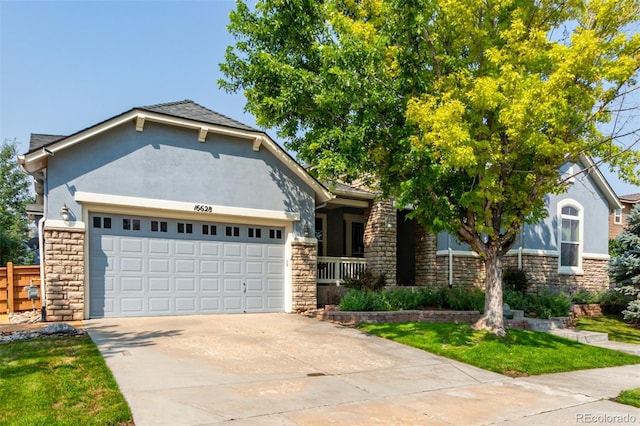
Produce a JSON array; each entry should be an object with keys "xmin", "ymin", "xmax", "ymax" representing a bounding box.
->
[
  {"xmin": 19, "ymin": 100, "xmax": 333, "ymax": 204},
  {"xmin": 578, "ymin": 155, "xmax": 622, "ymax": 210},
  {"xmin": 620, "ymin": 193, "xmax": 640, "ymax": 204},
  {"xmin": 138, "ymin": 100, "xmax": 259, "ymax": 132}
]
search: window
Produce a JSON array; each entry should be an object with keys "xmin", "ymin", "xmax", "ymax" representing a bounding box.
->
[
  {"xmin": 151, "ymin": 220, "xmax": 167, "ymax": 232},
  {"xmin": 316, "ymin": 214, "xmax": 327, "ymax": 256},
  {"xmin": 123, "ymin": 218, "xmax": 140, "ymax": 231},
  {"xmin": 248, "ymin": 228, "xmax": 262, "ymax": 238},
  {"xmin": 269, "ymin": 229, "xmax": 283, "ymax": 240},
  {"xmin": 614, "ymin": 208, "xmax": 622, "ymax": 224},
  {"xmin": 558, "ymin": 200, "xmax": 583, "ymax": 273},
  {"xmin": 177, "ymin": 223, "xmax": 193, "ymax": 234},
  {"xmin": 202, "ymin": 224, "xmax": 217, "ymax": 236},
  {"xmin": 93, "ymin": 216, "xmax": 112, "ymax": 229},
  {"xmin": 226, "ymin": 226, "xmax": 240, "ymax": 237}
]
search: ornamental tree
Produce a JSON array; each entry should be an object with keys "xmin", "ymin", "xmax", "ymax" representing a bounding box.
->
[
  {"xmin": 0, "ymin": 139, "xmax": 33, "ymax": 265},
  {"xmin": 221, "ymin": 0, "xmax": 640, "ymax": 335}
]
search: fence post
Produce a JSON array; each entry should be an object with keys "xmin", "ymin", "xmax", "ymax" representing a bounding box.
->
[{"xmin": 6, "ymin": 262, "xmax": 14, "ymax": 314}]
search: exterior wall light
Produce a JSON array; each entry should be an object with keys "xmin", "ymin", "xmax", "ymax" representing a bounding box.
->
[
  {"xmin": 61, "ymin": 204, "xmax": 70, "ymax": 222},
  {"xmin": 303, "ymin": 224, "xmax": 311, "ymax": 238}
]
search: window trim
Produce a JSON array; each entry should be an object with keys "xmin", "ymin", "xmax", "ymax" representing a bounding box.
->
[
  {"xmin": 557, "ymin": 199, "xmax": 584, "ymax": 274},
  {"xmin": 614, "ymin": 208, "xmax": 622, "ymax": 224}
]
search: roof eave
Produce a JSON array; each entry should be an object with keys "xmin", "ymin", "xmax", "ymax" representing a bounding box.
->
[{"xmin": 579, "ymin": 154, "xmax": 623, "ymax": 210}]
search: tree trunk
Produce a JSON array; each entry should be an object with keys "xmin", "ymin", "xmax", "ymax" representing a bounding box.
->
[{"xmin": 472, "ymin": 249, "xmax": 506, "ymax": 336}]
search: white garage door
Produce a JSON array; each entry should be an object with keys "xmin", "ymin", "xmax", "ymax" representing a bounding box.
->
[{"xmin": 89, "ymin": 213, "xmax": 285, "ymax": 318}]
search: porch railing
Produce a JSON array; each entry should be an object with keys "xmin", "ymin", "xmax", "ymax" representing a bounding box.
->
[{"xmin": 317, "ymin": 256, "xmax": 367, "ymax": 284}]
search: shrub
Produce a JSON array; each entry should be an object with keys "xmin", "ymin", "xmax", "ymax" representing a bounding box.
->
[
  {"xmin": 384, "ymin": 288, "xmax": 421, "ymax": 310},
  {"xmin": 325, "ymin": 284, "xmax": 348, "ymax": 305},
  {"xmin": 342, "ymin": 269, "xmax": 387, "ymax": 292},
  {"xmin": 503, "ymin": 268, "xmax": 530, "ymax": 293},
  {"xmin": 622, "ymin": 299, "xmax": 640, "ymax": 325},
  {"xmin": 339, "ymin": 289, "xmax": 390, "ymax": 311},
  {"xmin": 445, "ymin": 287, "xmax": 485, "ymax": 312},
  {"xmin": 568, "ymin": 288, "xmax": 602, "ymax": 305},
  {"xmin": 525, "ymin": 290, "xmax": 571, "ymax": 318}
]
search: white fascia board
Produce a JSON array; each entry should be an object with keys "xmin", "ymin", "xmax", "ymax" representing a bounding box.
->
[
  {"xmin": 578, "ymin": 154, "xmax": 622, "ymax": 210},
  {"xmin": 74, "ymin": 192, "xmax": 300, "ymax": 222},
  {"xmin": 327, "ymin": 197, "xmax": 370, "ymax": 209}
]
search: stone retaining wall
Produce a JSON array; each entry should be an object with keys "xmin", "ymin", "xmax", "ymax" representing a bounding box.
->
[
  {"xmin": 571, "ymin": 303, "xmax": 603, "ymax": 318},
  {"xmin": 43, "ymin": 228, "xmax": 85, "ymax": 321},
  {"xmin": 308, "ymin": 309, "xmax": 536, "ymax": 330}
]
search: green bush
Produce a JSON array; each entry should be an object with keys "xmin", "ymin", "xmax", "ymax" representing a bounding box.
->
[
  {"xmin": 601, "ymin": 287, "xmax": 637, "ymax": 314},
  {"xmin": 339, "ymin": 289, "xmax": 390, "ymax": 311},
  {"xmin": 569, "ymin": 288, "xmax": 602, "ymax": 305},
  {"xmin": 622, "ymin": 299, "xmax": 640, "ymax": 325},
  {"xmin": 503, "ymin": 288, "xmax": 571, "ymax": 318},
  {"xmin": 445, "ymin": 287, "xmax": 485, "ymax": 312}
]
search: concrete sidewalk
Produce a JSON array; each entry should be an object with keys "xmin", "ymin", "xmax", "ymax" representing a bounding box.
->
[{"xmin": 84, "ymin": 314, "xmax": 640, "ymax": 425}]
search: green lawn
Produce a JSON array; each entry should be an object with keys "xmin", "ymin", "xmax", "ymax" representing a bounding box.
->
[
  {"xmin": 617, "ymin": 388, "xmax": 640, "ymax": 408},
  {"xmin": 576, "ymin": 314, "xmax": 640, "ymax": 344},
  {"xmin": 0, "ymin": 336, "xmax": 132, "ymax": 426},
  {"xmin": 359, "ymin": 322, "xmax": 640, "ymax": 377}
]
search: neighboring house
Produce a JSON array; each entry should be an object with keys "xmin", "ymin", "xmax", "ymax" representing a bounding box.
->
[
  {"xmin": 609, "ymin": 193, "xmax": 640, "ymax": 240},
  {"xmin": 19, "ymin": 100, "xmax": 622, "ymax": 320}
]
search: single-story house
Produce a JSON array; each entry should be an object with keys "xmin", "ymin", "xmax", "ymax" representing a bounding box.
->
[{"xmin": 19, "ymin": 100, "xmax": 621, "ymax": 320}]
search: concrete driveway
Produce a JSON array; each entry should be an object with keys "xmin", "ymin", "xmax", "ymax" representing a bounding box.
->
[{"xmin": 84, "ymin": 314, "xmax": 640, "ymax": 425}]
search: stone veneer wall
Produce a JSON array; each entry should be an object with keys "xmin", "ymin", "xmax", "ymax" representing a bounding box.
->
[
  {"xmin": 435, "ymin": 252, "xmax": 610, "ymax": 292},
  {"xmin": 43, "ymin": 227, "xmax": 85, "ymax": 321},
  {"xmin": 291, "ymin": 241, "xmax": 318, "ymax": 312},
  {"xmin": 415, "ymin": 225, "xmax": 437, "ymax": 285},
  {"xmin": 364, "ymin": 200, "xmax": 396, "ymax": 285}
]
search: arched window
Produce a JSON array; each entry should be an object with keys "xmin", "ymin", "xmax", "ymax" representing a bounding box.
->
[{"xmin": 558, "ymin": 200, "xmax": 583, "ymax": 273}]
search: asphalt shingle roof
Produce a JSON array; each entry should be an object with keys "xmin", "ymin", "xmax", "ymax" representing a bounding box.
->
[
  {"xmin": 29, "ymin": 134, "xmax": 66, "ymax": 152},
  {"xmin": 138, "ymin": 100, "xmax": 259, "ymax": 132},
  {"xmin": 620, "ymin": 193, "xmax": 640, "ymax": 203}
]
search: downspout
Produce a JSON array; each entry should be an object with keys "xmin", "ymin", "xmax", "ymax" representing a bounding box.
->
[
  {"xmin": 448, "ymin": 247, "xmax": 453, "ymax": 288},
  {"xmin": 518, "ymin": 246, "xmax": 523, "ymax": 270}
]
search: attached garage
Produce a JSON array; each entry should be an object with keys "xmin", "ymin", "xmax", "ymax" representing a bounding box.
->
[
  {"xmin": 89, "ymin": 213, "xmax": 286, "ymax": 317},
  {"xmin": 20, "ymin": 100, "xmax": 332, "ymax": 321}
]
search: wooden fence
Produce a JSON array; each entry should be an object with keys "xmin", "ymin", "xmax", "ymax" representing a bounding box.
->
[{"xmin": 0, "ymin": 262, "xmax": 42, "ymax": 314}]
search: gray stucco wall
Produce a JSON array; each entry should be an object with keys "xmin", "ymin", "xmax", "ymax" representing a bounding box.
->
[
  {"xmin": 436, "ymin": 161, "xmax": 611, "ymax": 255},
  {"xmin": 46, "ymin": 121, "xmax": 315, "ymax": 235}
]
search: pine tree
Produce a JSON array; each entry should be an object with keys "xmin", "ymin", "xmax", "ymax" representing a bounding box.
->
[
  {"xmin": 610, "ymin": 204, "xmax": 640, "ymax": 286},
  {"xmin": 0, "ymin": 139, "xmax": 33, "ymax": 265}
]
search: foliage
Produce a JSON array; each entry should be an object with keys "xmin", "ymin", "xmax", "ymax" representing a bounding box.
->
[
  {"xmin": 577, "ymin": 314, "xmax": 640, "ymax": 344},
  {"xmin": 325, "ymin": 283, "xmax": 348, "ymax": 305},
  {"xmin": 0, "ymin": 139, "xmax": 33, "ymax": 266},
  {"xmin": 222, "ymin": 0, "xmax": 640, "ymax": 334},
  {"xmin": 610, "ymin": 204, "xmax": 640, "ymax": 287},
  {"xmin": 359, "ymin": 322, "xmax": 640, "ymax": 377},
  {"xmin": 339, "ymin": 286, "xmax": 484, "ymax": 312},
  {"xmin": 622, "ymin": 299, "xmax": 640, "ymax": 325},
  {"xmin": 0, "ymin": 336, "xmax": 132, "ymax": 425},
  {"xmin": 567, "ymin": 288, "xmax": 602, "ymax": 305},
  {"xmin": 600, "ymin": 286, "xmax": 636, "ymax": 314},
  {"xmin": 616, "ymin": 388, "xmax": 640, "ymax": 408},
  {"xmin": 502, "ymin": 268, "xmax": 530, "ymax": 293},
  {"xmin": 503, "ymin": 289, "xmax": 571, "ymax": 319},
  {"xmin": 342, "ymin": 269, "xmax": 387, "ymax": 292}
]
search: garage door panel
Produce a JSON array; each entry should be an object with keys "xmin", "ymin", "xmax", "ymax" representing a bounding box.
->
[
  {"xmin": 121, "ymin": 298, "xmax": 144, "ymax": 314},
  {"xmin": 149, "ymin": 277, "xmax": 170, "ymax": 292},
  {"xmin": 199, "ymin": 260, "xmax": 219, "ymax": 274},
  {"xmin": 176, "ymin": 278, "xmax": 196, "ymax": 292},
  {"xmin": 149, "ymin": 298, "xmax": 171, "ymax": 313},
  {"xmin": 121, "ymin": 257, "xmax": 144, "ymax": 273},
  {"xmin": 176, "ymin": 241, "xmax": 196, "ymax": 256},
  {"xmin": 149, "ymin": 239, "xmax": 170, "ymax": 254},
  {"xmin": 200, "ymin": 298, "xmax": 220, "ymax": 312},
  {"xmin": 149, "ymin": 258, "xmax": 170, "ymax": 273},
  {"xmin": 89, "ymin": 213, "xmax": 285, "ymax": 318},
  {"xmin": 200, "ymin": 278, "xmax": 220, "ymax": 292}
]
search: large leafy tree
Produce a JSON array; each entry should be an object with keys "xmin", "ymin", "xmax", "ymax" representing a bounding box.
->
[
  {"xmin": 0, "ymin": 139, "xmax": 33, "ymax": 265},
  {"xmin": 221, "ymin": 0, "xmax": 640, "ymax": 335}
]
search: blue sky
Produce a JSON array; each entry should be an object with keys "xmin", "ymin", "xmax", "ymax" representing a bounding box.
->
[{"xmin": 1, "ymin": 0, "xmax": 639, "ymax": 196}]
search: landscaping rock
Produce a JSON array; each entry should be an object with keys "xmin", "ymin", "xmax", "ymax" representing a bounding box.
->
[
  {"xmin": 8, "ymin": 310, "xmax": 42, "ymax": 325},
  {"xmin": 0, "ymin": 323, "xmax": 85, "ymax": 344}
]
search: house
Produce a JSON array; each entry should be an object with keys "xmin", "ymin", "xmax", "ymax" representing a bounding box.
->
[
  {"xmin": 19, "ymin": 100, "xmax": 621, "ymax": 320},
  {"xmin": 19, "ymin": 100, "xmax": 332, "ymax": 320},
  {"xmin": 609, "ymin": 193, "xmax": 640, "ymax": 240}
]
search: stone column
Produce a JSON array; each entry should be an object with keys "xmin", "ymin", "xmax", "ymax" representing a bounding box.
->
[
  {"xmin": 364, "ymin": 200, "xmax": 396, "ymax": 285},
  {"xmin": 415, "ymin": 224, "xmax": 437, "ymax": 285},
  {"xmin": 291, "ymin": 240, "xmax": 317, "ymax": 312},
  {"xmin": 43, "ymin": 227, "xmax": 85, "ymax": 321}
]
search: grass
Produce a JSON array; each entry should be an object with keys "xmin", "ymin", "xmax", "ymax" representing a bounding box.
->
[
  {"xmin": 576, "ymin": 314, "xmax": 640, "ymax": 344},
  {"xmin": 0, "ymin": 336, "xmax": 132, "ymax": 426},
  {"xmin": 359, "ymin": 322, "xmax": 640, "ymax": 377},
  {"xmin": 617, "ymin": 388, "xmax": 640, "ymax": 408}
]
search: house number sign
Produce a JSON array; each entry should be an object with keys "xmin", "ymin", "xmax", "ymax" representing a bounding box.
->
[{"xmin": 193, "ymin": 204, "xmax": 214, "ymax": 213}]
